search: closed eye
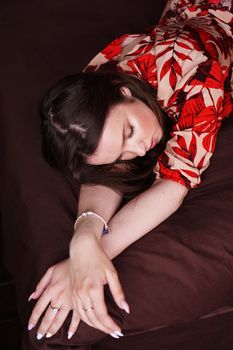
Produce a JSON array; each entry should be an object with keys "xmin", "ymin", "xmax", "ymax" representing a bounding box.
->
[
  {"xmin": 115, "ymin": 125, "xmax": 135, "ymax": 162},
  {"xmin": 128, "ymin": 125, "xmax": 135, "ymax": 138}
]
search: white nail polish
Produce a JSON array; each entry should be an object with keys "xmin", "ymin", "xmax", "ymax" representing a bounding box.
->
[
  {"xmin": 121, "ymin": 300, "xmax": 130, "ymax": 314},
  {"xmin": 68, "ymin": 331, "xmax": 73, "ymax": 339},
  {"xmin": 46, "ymin": 333, "xmax": 53, "ymax": 338},
  {"xmin": 114, "ymin": 330, "xmax": 124, "ymax": 337},
  {"xmin": 37, "ymin": 333, "xmax": 44, "ymax": 340},
  {"xmin": 28, "ymin": 323, "xmax": 34, "ymax": 331},
  {"xmin": 28, "ymin": 292, "xmax": 35, "ymax": 302},
  {"xmin": 110, "ymin": 332, "xmax": 119, "ymax": 339}
]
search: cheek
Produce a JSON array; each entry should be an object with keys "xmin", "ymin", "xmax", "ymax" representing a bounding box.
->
[{"xmin": 139, "ymin": 115, "xmax": 156, "ymax": 135}]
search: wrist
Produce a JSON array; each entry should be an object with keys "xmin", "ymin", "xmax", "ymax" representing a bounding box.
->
[
  {"xmin": 70, "ymin": 225, "xmax": 100, "ymax": 261},
  {"xmin": 74, "ymin": 211, "xmax": 110, "ymax": 238},
  {"xmin": 72, "ymin": 216, "xmax": 102, "ymax": 242}
]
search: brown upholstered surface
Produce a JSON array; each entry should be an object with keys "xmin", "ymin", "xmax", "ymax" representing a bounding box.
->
[
  {"xmin": 0, "ymin": 235, "xmax": 21, "ymax": 349},
  {"xmin": 0, "ymin": 1, "xmax": 233, "ymax": 349}
]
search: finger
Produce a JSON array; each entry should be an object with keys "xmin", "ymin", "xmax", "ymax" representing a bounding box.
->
[
  {"xmin": 67, "ymin": 309, "xmax": 81, "ymax": 339},
  {"xmin": 45, "ymin": 307, "xmax": 71, "ymax": 338},
  {"xmin": 28, "ymin": 266, "xmax": 55, "ymax": 302},
  {"xmin": 106, "ymin": 270, "xmax": 130, "ymax": 314},
  {"xmin": 74, "ymin": 296, "xmax": 95, "ymax": 329},
  {"xmin": 28, "ymin": 290, "xmax": 52, "ymax": 330},
  {"xmin": 37, "ymin": 302, "xmax": 61, "ymax": 339},
  {"xmin": 87, "ymin": 286, "xmax": 122, "ymax": 334}
]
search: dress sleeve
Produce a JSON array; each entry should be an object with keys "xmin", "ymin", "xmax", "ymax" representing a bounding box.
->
[
  {"xmin": 153, "ymin": 60, "xmax": 225, "ymax": 188},
  {"xmin": 153, "ymin": 1, "xmax": 233, "ymax": 189}
]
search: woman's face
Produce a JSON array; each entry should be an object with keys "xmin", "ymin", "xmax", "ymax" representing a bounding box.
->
[{"xmin": 86, "ymin": 87, "xmax": 163, "ymax": 165}]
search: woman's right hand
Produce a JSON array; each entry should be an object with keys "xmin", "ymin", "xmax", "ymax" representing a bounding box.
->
[
  {"xmin": 28, "ymin": 259, "xmax": 80, "ymax": 340},
  {"xmin": 69, "ymin": 220, "xmax": 129, "ymax": 338}
]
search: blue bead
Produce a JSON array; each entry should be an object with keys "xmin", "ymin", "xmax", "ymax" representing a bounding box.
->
[{"xmin": 102, "ymin": 227, "xmax": 110, "ymax": 235}]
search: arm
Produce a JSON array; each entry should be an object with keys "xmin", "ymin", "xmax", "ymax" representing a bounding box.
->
[
  {"xmin": 29, "ymin": 179, "xmax": 187, "ymax": 338},
  {"xmin": 68, "ymin": 178, "xmax": 186, "ymax": 331},
  {"xmin": 78, "ymin": 184, "xmax": 122, "ymax": 219},
  {"xmin": 73, "ymin": 178, "xmax": 188, "ymax": 256},
  {"xmin": 73, "ymin": 183, "xmax": 122, "ymax": 240},
  {"xmin": 100, "ymin": 178, "xmax": 188, "ymax": 259},
  {"xmin": 28, "ymin": 184, "xmax": 124, "ymax": 338},
  {"xmin": 68, "ymin": 177, "xmax": 187, "ymax": 332}
]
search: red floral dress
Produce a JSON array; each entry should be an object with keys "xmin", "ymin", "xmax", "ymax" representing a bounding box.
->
[{"xmin": 85, "ymin": 0, "xmax": 233, "ymax": 189}]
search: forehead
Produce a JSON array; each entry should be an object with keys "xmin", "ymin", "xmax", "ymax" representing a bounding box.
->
[{"xmin": 86, "ymin": 104, "xmax": 125, "ymax": 165}]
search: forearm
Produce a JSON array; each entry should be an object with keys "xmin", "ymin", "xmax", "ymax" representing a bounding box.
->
[
  {"xmin": 100, "ymin": 179, "xmax": 188, "ymax": 259},
  {"xmin": 73, "ymin": 184, "xmax": 122, "ymax": 241}
]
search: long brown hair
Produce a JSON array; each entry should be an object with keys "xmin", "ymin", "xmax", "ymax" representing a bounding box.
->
[{"xmin": 40, "ymin": 71, "xmax": 172, "ymax": 198}]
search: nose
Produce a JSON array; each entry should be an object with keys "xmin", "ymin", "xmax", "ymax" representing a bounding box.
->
[{"xmin": 135, "ymin": 141, "xmax": 147, "ymax": 157}]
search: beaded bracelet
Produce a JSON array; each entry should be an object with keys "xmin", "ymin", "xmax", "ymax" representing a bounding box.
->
[{"xmin": 74, "ymin": 211, "xmax": 110, "ymax": 235}]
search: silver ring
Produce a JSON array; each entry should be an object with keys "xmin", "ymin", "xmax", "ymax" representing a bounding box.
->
[
  {"xmin": 83, "ymin": 306, "xmax": 94, "ymax": 312},
  {"xmin": 49, "ymin": 303, "xmax": 60, "ymax": 314}
]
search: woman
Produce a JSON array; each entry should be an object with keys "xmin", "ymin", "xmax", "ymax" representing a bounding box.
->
[{"xmin": 28, "ymin": 0, "xmax": 232, "ymax": 344}]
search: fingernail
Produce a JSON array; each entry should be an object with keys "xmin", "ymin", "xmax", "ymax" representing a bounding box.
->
[
  {"xmin": 37, "ymin": 333, "xmax": 44, "ymax": 340},
  {"xmin": 114, "ymin": 330, "xmax": 124, "ymax": 337},
  {"xmin": 46, "ymin": 333, "xmax": 53, "ymax": 338},
  {"xmin": 121, "ymin": 300, "xmax": 130, "ymax": 314},
  {"xmin": 68, "ymin": 331, "xmax": 73, "ymax": 339},
  {"xmin": 28, "ymin": 292, "xmax": 35, "ymax": 302},
  {"xmin": 28, "ymin": 323, "xmax": 35, "ymax": 331},
  {"xmin": 110, "ymin": 332, "xmax": 119, "ymax": 339}
]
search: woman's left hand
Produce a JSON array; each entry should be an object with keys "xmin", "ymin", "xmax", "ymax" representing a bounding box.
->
[{"xmin": 28, "ymin": 259, "xmax": 80, "ymax": 340}]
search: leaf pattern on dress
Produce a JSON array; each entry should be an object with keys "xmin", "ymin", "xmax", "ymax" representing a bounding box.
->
[
  {"xmin": 101, "ymin": 34, "xmax": 129, "ymax": 60},
  {"xmin": 127, "ymin": 53, "xmax": 157, "ymax": 87}
]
